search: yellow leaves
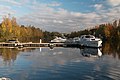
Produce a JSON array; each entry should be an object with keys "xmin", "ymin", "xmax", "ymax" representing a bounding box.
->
[
  {"xmin": 15, "ymin": 26, "xmax": 20, "ymax": 37},
  {"xmin": 1, "ymin": 16, "xmax": 13, "ymax": 35},
  {"xmin": 1, "ymin": 22, "xmax": 6, "ymax": 33},
  {"xmin": 4, "ymin": 17, "xmax": 12, "ymax": 33},
  {"xmin": 0, "ymin": 15, "xmax": 43, "ymax": 41}
]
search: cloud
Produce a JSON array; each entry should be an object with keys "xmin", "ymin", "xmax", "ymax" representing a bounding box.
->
[
  {"xmin": 70, "ymin": 12, "xmax": 82, "ymax": 17},
  {"xmin": 0, "ymin": 0, "xmax": 21, "ymax": 6},
  {"xmin": 0, "ymin": 5, "xmax": 16, "ymax": 22},
  {"xmin": 0, "ymin": 5, "xmax": 16, "ymax": 16},
  {"xmin": 0, "ymin": 0, "xmax": 119, "ymax": 33},
  {"xmin": 18, "ymin": 4, "xmax": 102, "ymax": 32},
  {"xmin": 47, "ymin": 2, "xmax": 61, "ymax": 7},
  {"xmin": 107, "ymin": 0, "xmax": 120, "ymax": 6},
  {"xmin": 18, "ymin": 3, "xmax": 120, "ymax": 32},
  {"xmin": 94, "ymin": 4, "xmax": 103, "ymax": 10},
  {"xmin": 53, "ymin": 20, "xmax": 63, "ymax": 24},
  {"xmin": 18, "ymin": 1, "xmax": 103, "ymax": 32}
]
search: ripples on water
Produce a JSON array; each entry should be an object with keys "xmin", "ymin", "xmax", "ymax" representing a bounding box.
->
[{"xmin": 0, "ymin": 44, "xmax": 120, "ymax": 80}]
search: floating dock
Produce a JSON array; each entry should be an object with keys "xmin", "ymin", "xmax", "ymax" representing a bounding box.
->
[{"xmin": 0, "ymin": 42, "xmax": 81, "ymax": 48}]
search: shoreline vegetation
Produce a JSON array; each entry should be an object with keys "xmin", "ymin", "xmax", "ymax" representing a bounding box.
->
[
  {"xmin": 0, "ymin": 15, "xmax": 120, "ymax": 44},
  {"xmin": 67, "ymin": 20, "xmax": 120, "ymax": 43}
]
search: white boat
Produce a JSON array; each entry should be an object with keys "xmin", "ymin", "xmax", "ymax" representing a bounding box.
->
[
  {"xmin": 72, "ymin": 37, "xmax": 80, "ymax": 43},
  {"xmin": 0, "ymin": 77, "xmax": 11, "ymax": 80},
  {"xmin": 79, "ymin": 35, "xmax": 102, "ymax": 48},
  {"xmin": 7, "ymin": 39, "xmax": 19, "ymax": 43},
  {"xmin": 51, "ymin": 37, "xmax": 66, "ymax": 43}
]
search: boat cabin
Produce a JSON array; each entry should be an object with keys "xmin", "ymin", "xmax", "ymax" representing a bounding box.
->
[
  {"xmin": 81, "ymin": 35, "xmax": 95, "ymax": 39},
  {"xmin": 7, "ymin": 39, "xmax": 19, "ymax": 43}
]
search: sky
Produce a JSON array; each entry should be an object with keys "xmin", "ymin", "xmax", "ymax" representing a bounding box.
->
[{"xmin": 0, "ymin": 0, "xmax": 120, "ymax": 33}]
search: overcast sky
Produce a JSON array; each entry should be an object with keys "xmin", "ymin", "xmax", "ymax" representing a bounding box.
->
[{"xmin": 0, "ymin": 0, "xmax": 120, "ymax": 32}]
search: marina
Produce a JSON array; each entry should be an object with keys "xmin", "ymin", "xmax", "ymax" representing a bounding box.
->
[
  {"xmin": 0, "ymin": 35, "xmax": 102, "ymax": 49},
  {"xmin": 0, "ymin": 0, "xmax": 119, "ymax": 79}
]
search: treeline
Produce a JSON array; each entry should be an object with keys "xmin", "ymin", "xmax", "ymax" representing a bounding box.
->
[
  {"xmin": 0, "ymin": 15, "xmax": 63, "ymax": 42},
  {"xmin": 43, "ymin": 31, "xmax": 62, "ymax": 42},
  {"xmin": 0, "ymin": 16, "xmax": 43, "ymax": 42},
  {"xmin": 68, "ymin": 19, "xmax": 120, "ymax": 42},
  {"xmin": 0, "ymin": 15, "xmax": 120, "ymax": 43}
]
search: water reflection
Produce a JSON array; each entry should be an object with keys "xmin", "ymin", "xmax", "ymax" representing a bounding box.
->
[
  {"xmin": 0, "ymin": 48, "xmax": 19, "ymax": 65},
  {"xmin": 29, "ymin": 48, "xmax": 81, "ymax": 67},
  {"xmin": 80, "ymin": 48, "xmax": 102, "ymax": 57},
  {"xmin": 0, "ymin": 42, "xmax": 120, "ymax": 80},
  {"xmin": 0, "ymin": 41, "xmax": 120, "ymax": 65},
  {"xmin": 102, "ymin": 42, "xmax": 120, "ymax": 59},
  {"xmin": 0, "ymin": 48, "xmax": 35, "ymax": 66}
]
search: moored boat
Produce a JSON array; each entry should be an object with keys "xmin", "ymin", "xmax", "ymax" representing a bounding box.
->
[
  {"xmin": 51, "ymin": 37, "xmax": 66, "ymax": 43},
  {"xmin": 79, "ymin": 35, "xmax": 102, "ymax": 48}
]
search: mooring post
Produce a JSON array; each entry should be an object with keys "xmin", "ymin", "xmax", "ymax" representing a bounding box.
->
[
  {"xmin": 40, "ymin": 39, "xmax": 42, "ymax": 43},
  {"xmin": 39, "ymin": 39, "xmax": 42, "ymax": 52}
]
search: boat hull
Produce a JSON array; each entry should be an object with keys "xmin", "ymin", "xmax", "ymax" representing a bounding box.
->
[{"xmin": 80, "ymin": 40, "xmax": 102, "ymax": 48}]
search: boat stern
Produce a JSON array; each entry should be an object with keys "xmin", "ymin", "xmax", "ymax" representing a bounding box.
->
[{"xmin": 98, "ymin": 40, "xmax": 102, "ymax": 47}]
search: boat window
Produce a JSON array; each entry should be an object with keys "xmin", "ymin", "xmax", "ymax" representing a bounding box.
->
[
  {"xmin": 8, "ymin": 40, "xmax": 16, "ymax": 41},
  {"xmin": 85, "ymin": 35, "xmax": 94, "ymax": 38}
]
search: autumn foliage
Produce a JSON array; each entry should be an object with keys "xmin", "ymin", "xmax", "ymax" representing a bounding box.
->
[
  {"xmin": 0, "ymin": 16, "xmax": 43, "ymax": 42},
  {"xmin": 68, "ymin": 19, "xmax": 120, "ymax": 42},
  {"xmin": 0, "ymin": 15, "xmax": 120, "ymax": 43}
]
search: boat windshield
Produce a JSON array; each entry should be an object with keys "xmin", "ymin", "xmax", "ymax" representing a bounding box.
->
[{"xmin": 85, "ymin": 35, "xmax": 94, "ymax": 38}]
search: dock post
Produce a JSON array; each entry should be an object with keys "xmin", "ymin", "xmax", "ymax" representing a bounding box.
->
[
  {"xmin": 40, "ymin": 39, "xmax": 42, "ymax": 52},
  {"xmin": 40, "ymin": 39, "xmax": 42, "ymax": 43}
]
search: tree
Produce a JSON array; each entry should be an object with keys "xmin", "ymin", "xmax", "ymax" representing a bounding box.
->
[
  {"xmin": 104, "ymin": 26, "xmax": 110, "ymax": 38},
  {"xmin": 0, "ymin": 15, "xmax": 44, "ymax": 42},
  {"xmin": 118, "ymin": 19, "xmax": 120, "ymax": 27},
  {"xmin": 113, "ymin": 20, "xmax": 117, "ymax": 28}
]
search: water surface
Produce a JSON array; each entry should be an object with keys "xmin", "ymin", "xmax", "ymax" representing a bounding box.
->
[{"xmin": 0, "ymin": 43, "xmax": 120, "ymax": 80}]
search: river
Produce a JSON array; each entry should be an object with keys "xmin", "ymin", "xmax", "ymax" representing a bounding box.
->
[{"xmin": 0, "ymin": 42, "xmax": 120, "ymax": 80}]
